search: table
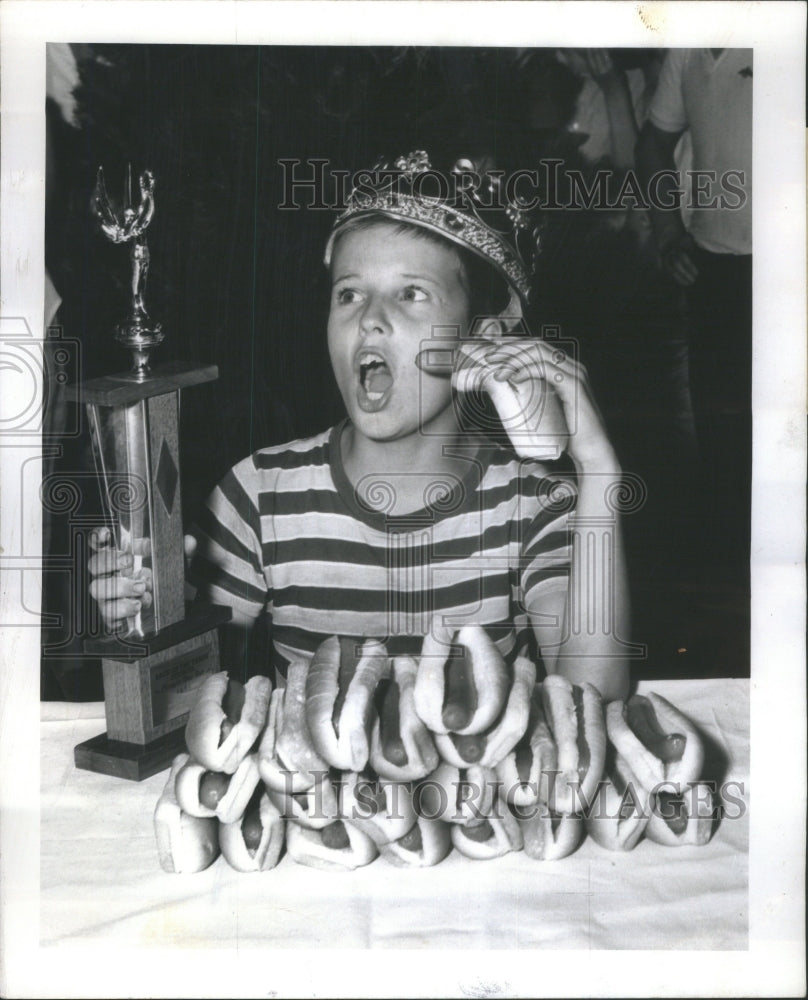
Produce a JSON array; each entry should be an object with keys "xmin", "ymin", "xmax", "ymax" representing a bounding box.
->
[{"xmin": 40, "ymin": 679, "xmax": 748, "ymax": 953}]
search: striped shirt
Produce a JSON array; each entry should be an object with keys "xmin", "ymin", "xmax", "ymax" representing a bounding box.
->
[{"xmin": 189, "ymin": 420, "xmax": 575, "ymax": 677}]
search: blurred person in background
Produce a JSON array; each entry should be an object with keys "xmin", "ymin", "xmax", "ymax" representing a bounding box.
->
[{"xmin": 636, "ymin": 49, "xmax": 752, "ymax": 592}]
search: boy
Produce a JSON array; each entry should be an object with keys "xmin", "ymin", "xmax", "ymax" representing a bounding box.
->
[{"xmin": 90, "ymin": 152, "xmax": 630, "ymax": 703}]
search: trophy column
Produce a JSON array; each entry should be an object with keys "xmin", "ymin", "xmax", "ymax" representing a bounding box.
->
[{"xmin": 64, "ymin": 166, "xmax": 231, "ymax": 780}]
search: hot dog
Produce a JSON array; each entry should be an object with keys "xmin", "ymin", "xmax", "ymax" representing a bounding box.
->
[
  {"xmin": 515, "ymin": 804, "xmax": 583, "ymax": 861},
  {"xmin": 369, "ymin": 656, "xmax": 439, "ymax": 781},
  {"xmin": 414, "ymin": 762, "xmax": 498, "ymax": 826},
  {"xmin": 495, "ymin": 684, "xmax": 558, "ymax": 809},
  {"xmin": 175, "ymin": 752, "xmax": 262, "ymax": 825},
  {"xmin": 414, "ymin": 625, "xmax": 510, "ymax": 736},
  {"xmin": 449, "ymin": 807, "xmax": 523, "ymax": 860},
  {"xmin": 219, "ymin": 786, "xmax": 286, "ymax": 872},
  {"xmin": 340, "ymin": 769, "xmax": 417, "ymax": 846},
  {"xmin": 154, "ymin": 754, "xmax": 220, "ymax": 874},
  {"xmin": 540, "ymin": 675, "xmax": 606, "ymax": 816},
  {"xmin": 646, "ymin": 781, "xmax": 715, "ymax": 847},
  {"xmin": 605, "ymin": 693, "xmax": 705, "ymax": 793},
  {"xmin": 379, "ymin": 815, "xmax": 452, "ymax": 868},
  {"xmin": 434, "ymin": 656, "xmax": 535, "ymax": 768},
  {"xmin": 584, "ymin": 766, "xmax": 651, "ymax": 853},
  {"xmin": 259, "ymin": 660, "xmax": 331, "ymax": 793},
  {"xmin": 266, "ymin": 768, "xmax": 341, "ymax": 830},
  {"xmin": 305, "ymin": 636, "xmax": 390, "ymax": 772},
  {"xmin": 185, "ymin": 672, "xmax": 271, "ymax": 775},
  {"xmin": 286, "ymin": 819, "xmax": 378, "ymax": 872}
]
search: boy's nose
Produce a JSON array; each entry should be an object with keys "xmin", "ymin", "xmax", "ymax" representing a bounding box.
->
[{"xmin": 358, "ymin": 296, "xmax": 391, "ymax": 336}]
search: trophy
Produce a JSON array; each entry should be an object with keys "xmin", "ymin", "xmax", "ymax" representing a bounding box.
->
[{"xmin": 66, "ymin": 165, "xmax": 230, "ymax": 780}]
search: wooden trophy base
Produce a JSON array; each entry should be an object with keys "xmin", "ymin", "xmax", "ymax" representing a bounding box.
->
[
  {"xmin": 74, "ymin": 728, "xmax": 188, "ymax": 782},
  {"xmin": 75, "ymin": 603, "xmax": 232, "ymax": 781}
]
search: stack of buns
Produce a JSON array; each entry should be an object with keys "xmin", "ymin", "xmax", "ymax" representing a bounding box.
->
[{"xmin": 155, "ymin": 630, "xmax": 713, "ymax": 874}]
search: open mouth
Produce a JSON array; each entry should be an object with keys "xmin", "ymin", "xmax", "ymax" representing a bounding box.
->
[{"xmin": 358, "ymin": 351, "xmax": 394, "ymax": 404}]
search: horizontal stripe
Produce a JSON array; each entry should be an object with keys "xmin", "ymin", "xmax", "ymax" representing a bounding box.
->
[
  {"xmin": 194, "ymin": 425, "xmax": 574, "ymax": 669},
  {"xmin": 196, "ymin": 504, "xmax": 263, "ymax": 576},
  {"xmin": 268, "ymin": 594, "xmax": 515, "ymax": 637},
  {"xmin": 216, "ymin": 466, "xmax": 263, "ymax": 543},
  {"xmin": 251, "ymin": 432, "xmax": 330, "ymax": 471},
  {"xmin": 251, "ymin": 471, "xmax": 565, "ymax": 522},
  {"xmin": 191, "ymin": 556, "xmax": 267, "ymax": 608}
]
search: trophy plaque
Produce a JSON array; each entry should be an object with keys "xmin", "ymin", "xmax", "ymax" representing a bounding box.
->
[{"xmin": 66, "ymin": 166, "xmax": 231, "ymax": 780}]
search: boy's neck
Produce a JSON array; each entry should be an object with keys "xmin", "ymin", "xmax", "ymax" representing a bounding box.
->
[{"xmin": 339, "ymin": 421, "xmax": 480, "ymax": 516}]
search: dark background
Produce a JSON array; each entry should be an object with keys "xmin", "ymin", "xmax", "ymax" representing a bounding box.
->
[{"xmin": 43, "ymin": 45, "xmax": 750, "ymax": 694}]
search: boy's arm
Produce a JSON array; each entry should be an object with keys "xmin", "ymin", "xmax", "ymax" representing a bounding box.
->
[
  {"xmin": 457, "ymin": 338, "xmax": 631, "ymax": 703},
  {"xmin": 186, "ymin": 462, "xmax": 269, "ymax": 624},
  {"xmin": 538, "ymin": 461, "xmax": 630, "ymax": 704}
]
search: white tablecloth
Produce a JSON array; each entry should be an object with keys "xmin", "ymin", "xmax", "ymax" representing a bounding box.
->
[{"xmin": 40, "ymin": 679, "xmax": 748, "ymax": 953}]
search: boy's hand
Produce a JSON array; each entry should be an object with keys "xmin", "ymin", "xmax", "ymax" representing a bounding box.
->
[
  {"xmin": 452, "ymin": 338, "xmax": 619, "ymax": 473},
  {"xmin": 88, "ymin": 527, "xmax": 196, "ymax": 631},
  {"xmin": 88, "ymin": 526, "xmax": 152, "ymax": 631}
]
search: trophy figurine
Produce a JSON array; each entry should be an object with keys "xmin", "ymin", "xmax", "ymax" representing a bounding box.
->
[{"xmin": 66, "ymin": 165, "xmax": 230, "ymax": 780}]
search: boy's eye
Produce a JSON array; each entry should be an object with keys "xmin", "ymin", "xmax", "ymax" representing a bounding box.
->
[
  {"xmin": 401, "ymin": 285, "xmax": 429, "ymax": 302},
  {"xmin": 335, "ymin": 287, "xmax": 363, "ymax": 305}
]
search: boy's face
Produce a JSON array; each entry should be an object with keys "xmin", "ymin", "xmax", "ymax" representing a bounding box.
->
[{"xmin": 328, "ymin": 223, "xmax": 470, "ymax": 443}]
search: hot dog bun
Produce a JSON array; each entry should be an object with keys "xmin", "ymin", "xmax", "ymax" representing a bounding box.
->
[
  {"xmin": 414, "ymin": 624, "xmax": 510, "ymax": 736},
  {"xmin": 541, "ymin": 675, "xmax": 606, "ymax": 815},
  {"xmin": 259, "ymin": 662, "xmax": 331, "ymax": 793},
  {"xmin": 369, "ymin": 656, "xmax": 439, "ymax": 781},
  {"xmin": 646, "ymin": 782, "xmax": 715, "ymax": 847},
  {"xmin": 379, "ymin": 816, "xmax": 452, "ymax": 868},
  {"xmin": 266, "ymin": 769, "xmax": 341, "ymax": 830},
  {"xmin": 185, "ymin": 673, "xmax": 271, "ymax": 775},
  {"xmin": 219, "ymin": 790, "xmax": 286, "ymax": 872},
  {"xmin": 606, "ymin": 693, "xmax": 705, "ymax": 793},
  {"xmin": 415, "ymin": 762, "xmax": 498, "ymax": 826},
  {"xmin": 496, "ymin": 684, "xmax": 558, "ymax": 809},
  {"xmin": 174, "ymin": 758, "xmax": 218, "ymax": 818},
  {"xmin": 516, "ymin": 806, "xmax": 583, "ymax": 861},
  {"xmin": 434, "ymin": 655, "xmax": 535, "ymax": 768},
  {"xmin": 305, "ymin": 636, "xmax": 389, "ymax": 772},
  {"xmin": 175, "ymin": 752, "xmax": 261, "ymax": 825},
  {"xmin": 584, "ymin": 774, "xmax": 651, "ymax": 853},
  {"xmin": 154, "ymin": 754, "xmax": 220, "ymax": 874},
  {"xmin": 286, "ymin": 819, "xmax": 378, "ymax": 872},
  {"xmin": 449, "ymin": 808, "xmax": 523, "ymax": 860},
  {"xmin": 340, "ymin": 770, "xmax": 417, "ymax": 847}
]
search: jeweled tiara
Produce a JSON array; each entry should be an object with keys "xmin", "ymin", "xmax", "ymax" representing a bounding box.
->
[{"xmin": 324, "ymin": 151, "xmax": 541, "ymax": 316}]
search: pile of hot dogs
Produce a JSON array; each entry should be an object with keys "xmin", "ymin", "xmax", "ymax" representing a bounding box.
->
[{"xmin": 154, "ymin": 626, "xmax": 714, "ymax": 874}]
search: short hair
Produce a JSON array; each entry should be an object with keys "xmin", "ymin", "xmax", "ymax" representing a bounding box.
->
[{"xmin": 328, "ymin": 215, "xmax": 513, "ymax": 327}]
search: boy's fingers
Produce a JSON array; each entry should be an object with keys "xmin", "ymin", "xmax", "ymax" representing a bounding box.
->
[
  {"xmin": 415, "ymin": 347, "xmax": 458, "ymax": 376},
  {"xmin": 132, "ymin": 537, "xmax": 152, "ymax": 558},
  {"xmin": 88, "ymin": 526, "xmax": 112, "ymax": 552},
  {"xmin": 103, "ymin": 598, "xmax": 142, "ymax": 628},
  {"xmin": 184, "ymin": 534, "xmax": 197, "ymax": 561},
  {"xmin": 416, "ymin": 338, "xmax": 493, "ymax": 375},
  {"xmin": 88, "ymin": 549, "xmax": 134, "ymax": 578},
  {"xmin": 493, "ymin": 364, "xmax": 521, "ymax": 382},
  {"xmin": 452, "ymin": 364, "xmax": 495, "ymax": 395},
  {"xmin": 90, "ymin": 575, "xmax": 147, "ymax": 604}
]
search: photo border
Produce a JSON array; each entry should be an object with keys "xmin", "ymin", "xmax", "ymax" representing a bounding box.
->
[{"xmin": 1, "ymin": 2, "xmax": 805, "ymax": 997}]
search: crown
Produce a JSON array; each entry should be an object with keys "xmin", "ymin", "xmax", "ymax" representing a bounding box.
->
[{"xmin": 324, "ymin": 151, "xmax": 541, "ymax": 316}]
